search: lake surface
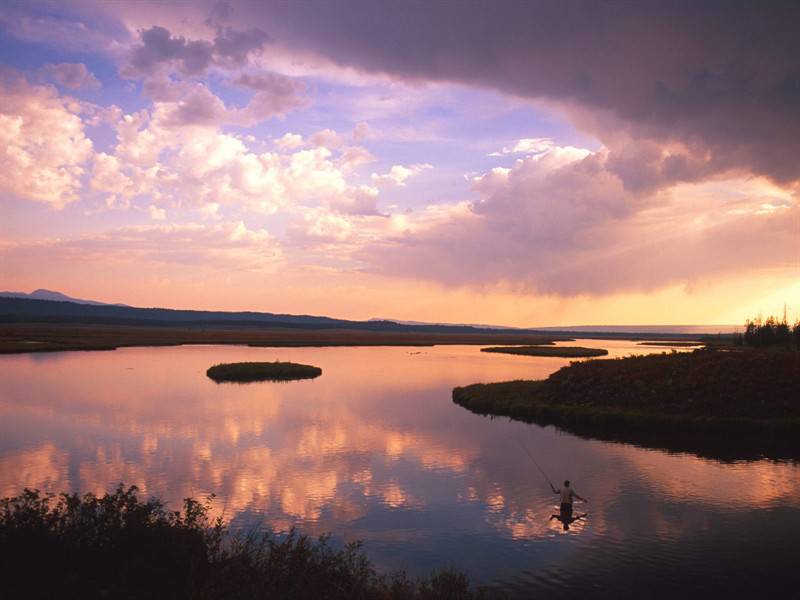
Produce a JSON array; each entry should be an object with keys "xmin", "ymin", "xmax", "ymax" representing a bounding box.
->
[{"xmin": 1, "ymin": 340, "xmax": 798, "ymax": 598}]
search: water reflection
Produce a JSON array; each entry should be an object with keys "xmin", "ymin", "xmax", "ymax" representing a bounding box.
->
[{"xmin": 0, "ymin": 342, "xmax": 798, "ymax": 595}]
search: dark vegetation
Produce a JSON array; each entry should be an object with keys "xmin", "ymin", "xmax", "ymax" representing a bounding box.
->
[
  {"xmin": 637, "ymin": 341, "xmax": 703, "ymax": 347},
  {"xmin": 454, "ymin": 348, "xmax": 800, "ymax": 460},
  {"xmin": 481, "ymin": 345, "xmax": 608, "ymax": 358},
  {"xmin": 734, "ymin": 315, "xmax": 800, "ymax": 349},
  {"xmin": 0, "ymin": 322, "xmax": 567, "ymax": 354},
  {"xmin": 207, "ymin": 361, "xmax": 322, "ymax": 382},
  {"xmin": 0, "ymin": 485, "xmax": 488, "ymax": 600},
  {"xmin": 1, "ymin": 297, "xmax": 717, "ymax": 354}
]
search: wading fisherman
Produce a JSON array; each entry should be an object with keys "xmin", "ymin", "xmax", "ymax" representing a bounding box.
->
[{"xmin": 549, "ymin": 480, "xmax": 587, "ymax": 530}]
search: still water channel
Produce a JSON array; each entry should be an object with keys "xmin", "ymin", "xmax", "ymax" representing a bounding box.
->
[{"xmin": 1, "ymin": 341, "xmax": 798, "ymax": 597}]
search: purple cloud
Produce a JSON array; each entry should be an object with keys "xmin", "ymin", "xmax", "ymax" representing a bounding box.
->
[
  {"xmin": 41, "ymin": 63, "xmax": 101, "ymax": 89},
  {"xmin": 127, "ymin": 24, "xmax": 268, "ymax": 76}
]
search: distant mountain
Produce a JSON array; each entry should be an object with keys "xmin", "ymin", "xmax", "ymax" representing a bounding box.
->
[
  {"xmin": 0, "ymin": 289, "xmax": 125, "ymax": 306},
  {"xmin": 0, "ymin": 296, "xmax": 546, "ymax": 335},
  {"xmin": 0, "ymin": 291, "xmax": 728, "ymax": 337},
  {"xmin": 369, "ymin": 317, "xmax": 519, "ymax": 330}
]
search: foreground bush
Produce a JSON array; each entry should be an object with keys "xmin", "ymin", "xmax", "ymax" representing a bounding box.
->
[{"xmin": 0, "ymin": 485, "xmax": 487, "ymax": 600}]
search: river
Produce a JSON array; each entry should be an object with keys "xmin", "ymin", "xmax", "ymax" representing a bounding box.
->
[{"xmin": 1, "ymin": 340, "xmax": 797, "ymax": 597}]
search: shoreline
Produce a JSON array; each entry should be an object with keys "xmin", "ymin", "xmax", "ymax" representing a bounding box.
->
[{"xmin": 453, "ymin": 348, "xmax": 800, "ymax": 460}]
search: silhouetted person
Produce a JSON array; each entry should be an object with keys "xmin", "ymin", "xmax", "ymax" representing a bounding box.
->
[
  {"xmin": 549, "ymin": 509, "xmax": 587, "ymax": 531},
  {"xmin": 549, "ymin": 479, "xmax": 587, "ymax": 530}
]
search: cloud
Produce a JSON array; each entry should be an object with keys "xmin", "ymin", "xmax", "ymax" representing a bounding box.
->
[
  {"xmin": 89, "ymin": 102, "xmax": 387, "ymax": 218},
  {"xmin": 126, "ymin": 24, "xmax": 268, "ymax": 76},
  {"xmin": 274, "ymin": 132, "xmax": 304, "ymax": 149},
  {"xmin": 138, "ymin": 73, "xmax": 305, "ymax": 127},
  {"xmin": 309, "ymin": 128, "xmax": 342, "ymax": 149},
  {"xmin": 41, "ymin": 63, "xmax": 101, "ymax": 90},
  {"xmin": 0, "ymin": 70, "xmax": 93, "ymax": 208},
  {"xmin": 148, "ymin": 205, "xmax": 166, "ymax": 220},
  {"xmin": 490, "ymin": 137, "xmax": 554, "ymax": 156},
  {"xmin": 128, "ymin": 26, "xmax": 214, "ymax": 76},
  {"xmin": 371, "ymin": 163, "xmax": 432, "ymax": 187},
  {"xmin": 338, "ymin": 146, "xmax": 375, "ymax": 172},
  {"xmin": 213, "ymin": 26, "xmax": 271, "ymax": 67},
  {"xmin": 1, "ymin": 221, "xmax": 283, "ymax": 274},
  {"xmin": 359, "ymin": 145, "xmax": 799, "ymax": 295},
  {"xmin": 352, "ymin": 121, "xmax": 370, "ymax": 141},
  {"xmin": 213, "ymin": 1, "xmax": 800, "ymax": 188}
]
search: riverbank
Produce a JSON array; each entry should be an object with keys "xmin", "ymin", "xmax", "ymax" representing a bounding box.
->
[
  {"xmin": 0, "ymin": 486, "xmax": 487, "ymax": 600},
  {"xmin": 453, "ymin": 348, "xmax": 800, "ymax": 459}
]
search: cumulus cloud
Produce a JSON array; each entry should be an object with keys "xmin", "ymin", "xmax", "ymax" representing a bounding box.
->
[
  {"xmin": 88, "ymin": 102, "xmax": 386, "ymax": 218},
  {"xmin": 274, "ymin": 132, "xmax": 304, "ymax": 149},
  {"xmin": 232, "ymin": 72, "xmax": 308, "ymax": 123},
  {"xmin": 371, "ymin": 163, "xmax": 432, "ymax": 187},
  {"xmin": 309, "ymin": 128, "xmax": 342, "ymax": 149},
  {"xmin": 0, "ymin": 70, "xmax": 93, "ymax": 208},
  {"xmin": 136, "ymin": 73, "xmax": 305, "ymax": 128},
  {"xmin": 41, "ymin": 63, "xmax": 101, "ymax": 89},
  {"xmin": 338, "ymin": 146, "xmax": 375, "ymax": 172}
]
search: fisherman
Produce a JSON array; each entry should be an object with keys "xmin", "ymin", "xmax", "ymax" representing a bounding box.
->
[
  {"xmin": 549, "ymin": 480, "xmax": 587, "ymax": 530},
  {"xmin": 549, "ymin": 509, "xmax": 587, "ymax": 531}
]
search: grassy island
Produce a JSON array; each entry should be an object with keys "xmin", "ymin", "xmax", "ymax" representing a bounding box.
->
[
  {"xmin": 481, "ymin": 345, "xmax": 608, "ymax": 358},
  {"xmin": 637, "ymin": 341, "xmax": 702, "ymax": 347},
  {"xmin": 454, "ymin": 349, "xmax": 800, "ymax": 459},
  {"xmin": 207, "ymin": 361, "xmax": 322, "ymax": 382},
  {"xmin": 0, "ymin": 485, "xmax": 485, "ymax": 600}
]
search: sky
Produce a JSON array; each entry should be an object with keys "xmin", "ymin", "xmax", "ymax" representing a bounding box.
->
[{"xmin": 0, "ymin": 0, "xmax": 798, "ymax": 326}]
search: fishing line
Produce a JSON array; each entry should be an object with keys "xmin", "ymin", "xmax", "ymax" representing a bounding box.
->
[{"xmin": 515, "ymin": 435, "xmax": 555, "ymax": 490}]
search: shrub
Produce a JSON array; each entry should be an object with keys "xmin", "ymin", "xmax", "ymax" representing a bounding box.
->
[{"xmin": 0, "ymin": 485, "xmax": 488, "ymax": 600}]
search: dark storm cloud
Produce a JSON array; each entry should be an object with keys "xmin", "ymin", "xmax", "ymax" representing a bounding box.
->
[
  {"xmin": 243, "ymin": 0, "xmax": 800, "ymax": 186},
  {"xmin": 128, "ymin": 24, "xmax": 268, "ymax": 76}
]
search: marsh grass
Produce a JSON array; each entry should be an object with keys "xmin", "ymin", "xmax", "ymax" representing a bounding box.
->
[
  {"xmin": 0, "ymin": 485, "xmax": 489, "ymax": 600},
  {"xmin": 207, "ymin": 361, "xmax": 322, "ymax": 382},
  {"xmin": 454, "ymin": 348, "xmax": 800, "ymax": 459},
  {"xmin": 637, "ymin": 341, "xmax": 702, "ymax": 347},
  {"xmin": 481, "ymin": 346, "xmax": 608, "ymax": 358}
]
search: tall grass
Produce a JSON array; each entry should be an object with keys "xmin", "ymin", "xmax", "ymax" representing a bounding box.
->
[{"xmin": 0, "ymin": 485, "xmax": 489, "ymax": 600}]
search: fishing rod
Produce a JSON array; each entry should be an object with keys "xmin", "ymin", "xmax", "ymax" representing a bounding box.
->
[{"xmin": 515, "ymin": 436, "xmax": 556, "ymax": 491}]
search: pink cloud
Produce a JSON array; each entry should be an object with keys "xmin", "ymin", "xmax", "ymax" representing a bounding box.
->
[
  {"xmin": 0, "ymin": 70, "xmax": 93, "ymax": 208},
  {"xmin": 1, "ymin": 221, "xmax": 283, "ymax": 274}
]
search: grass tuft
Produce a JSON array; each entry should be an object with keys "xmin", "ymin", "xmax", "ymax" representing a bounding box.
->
[{"xmin": 481, "ymin": 346, "xmax": 608, "ymax": 358}]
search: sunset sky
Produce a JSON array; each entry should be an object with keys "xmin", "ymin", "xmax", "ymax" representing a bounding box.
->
[{"xmin": 1, "ymin": 1, "xmax": 798, "ymax": 326}]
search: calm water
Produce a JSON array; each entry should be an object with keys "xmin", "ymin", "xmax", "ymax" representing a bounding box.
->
[{"xmin": 1, "ymin": 341, "xmax": 798, "ymax": 597}]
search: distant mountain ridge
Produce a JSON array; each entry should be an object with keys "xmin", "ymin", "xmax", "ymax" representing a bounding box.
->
[
  {"xmin": 0, "ymin": 290, "xmax": 728, "ymax": 337},
  {"xmin": 0, "ymin": 289, "xmax": 126, "ymax": 307},
  {"xmin": 0, "ymin": 295, "xmax": 539, "ymax": 335}
]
